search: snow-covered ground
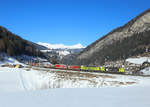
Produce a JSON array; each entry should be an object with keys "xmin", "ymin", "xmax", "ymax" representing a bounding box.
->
[
  {"xmin": 21, "ymin": 69, "xmax": 138, "ymax": 89},
  {"xmin": 0, "ymin": 67, "xmax": 143, "ymax": 90},
  {"xmin": 1, "ymin": 86, "xmax": 150, "ymax": 107},
  {"xmin": 126, "ymin": 57, "xmax": 150, "ymax": 75},
  {"xmin": 0, "ymin": 55, "xmax": 51, "ymax": 67},
  {"xmin": 0, "ymin": 56, "xmax": 23, "ymax": 65},
  {"xmin": 0, "ymin": 66, "xmax": 150, "ymax": 107},
  {"xmin": 126, "ymin": 57, "xmax": 150, "ymax": 64},
  {"xmin": 141, "ymin": 67, "xmax": 150, "ymax": 75},
  {"xmin": 0, "ymin": 56, "xmax": 150, "ymax": 107}
]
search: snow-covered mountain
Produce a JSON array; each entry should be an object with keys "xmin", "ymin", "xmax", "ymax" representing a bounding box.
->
[
  {"xmin": 36, "ymin": 42, "xmax": 85, "ymax": 63},
  {"xmin": 37, "ymin": 42, "xmax": 85, "ymax": 56},
  {"xmin": 38, "ymin": 42, "xmax": 85, "ymax": 49}
]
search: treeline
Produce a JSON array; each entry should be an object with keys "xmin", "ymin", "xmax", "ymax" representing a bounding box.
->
[{"xmin": 0, "ymin": 26, "xmax": 44, "ymax": 57}]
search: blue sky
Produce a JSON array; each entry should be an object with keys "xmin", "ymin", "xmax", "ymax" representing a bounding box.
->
[{"xmin": 0, "ymin": 0, "xmax": 150, "ymax": 46}]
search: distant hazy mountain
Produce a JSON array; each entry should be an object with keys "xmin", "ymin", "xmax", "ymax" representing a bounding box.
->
[{"xmin": 75, "ymin": 9, "xmax": 150, "ymax": 66}]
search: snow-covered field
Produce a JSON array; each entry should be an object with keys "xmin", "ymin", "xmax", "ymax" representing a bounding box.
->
[
  {"xmin": 0, "ymin": 56, "xmax": 24, "ymax": 65},
  {"xmin": 19, "ymin": 69, "xmax": 139, "ymax": 89},
  {"xmin": 0, "ymin": 56, "xmax": 150, "ymax": 107},
  {"xmin": 0, "ymin": 66, "xmax": 150, "ymax": 107},
  {"xmin": 126, "ymin": 57, "xmax": 150, "ymax": 64},
  {"xmin": 0, "ymin": 67, "xmax": 144, "ymax": 90}
]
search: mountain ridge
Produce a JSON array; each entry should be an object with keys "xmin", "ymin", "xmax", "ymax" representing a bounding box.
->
[
  {"xmin": 76, "ymin": 9, "xmax": 150, "ymax": 65},
  {"xmin": 79, "ymin": 9, "xmax": 150, "ymax": 57}
]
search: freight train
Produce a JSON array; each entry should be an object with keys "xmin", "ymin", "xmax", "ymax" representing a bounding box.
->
[
  {"xmin": 29, "ymin": 63, "xmax": 125, "ymax": 74},
  {"xmin": 55, "ymin": 64, "xmax": 125, "ymax": 74}
]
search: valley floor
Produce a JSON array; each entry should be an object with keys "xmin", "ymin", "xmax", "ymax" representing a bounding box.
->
[{"xmin": 0, "ymin": 67, "xmax": 150, "ymax": 107}]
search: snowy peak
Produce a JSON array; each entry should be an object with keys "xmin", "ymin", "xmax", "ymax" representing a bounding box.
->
[
  {"xmin": 38, "ymin": 42, "xmax": 85, "ymax": 49},
  {"xmin": 37, "ymin": 42, "xmax": 84, "ymax": 62}
]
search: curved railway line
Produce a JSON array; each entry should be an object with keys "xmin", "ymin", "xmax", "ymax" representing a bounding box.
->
[{"xmin": 29, "ymin": 65, "xmax": 150, "ymax": 77}]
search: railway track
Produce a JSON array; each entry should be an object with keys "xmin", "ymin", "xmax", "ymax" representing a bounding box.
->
[{"xmin": 29, "ymin": 66, "xmax": 150, "ymax": 77}]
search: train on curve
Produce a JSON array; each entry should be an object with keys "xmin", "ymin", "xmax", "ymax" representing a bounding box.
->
[{"xmin": 55, "ymin": 64, "xmax": 125, "ymax": 74}]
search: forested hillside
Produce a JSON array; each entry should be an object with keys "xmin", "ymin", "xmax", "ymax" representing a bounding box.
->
[
  {"xmin": 0, "ymin": 26, "xmax": 43, "ymax": 57},
  {"xmin": 75, "ymin": 9, "xmax": 150, "ymax": 66}
]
